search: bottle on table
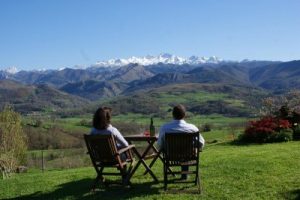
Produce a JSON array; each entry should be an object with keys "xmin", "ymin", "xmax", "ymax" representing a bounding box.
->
[{"xmin": 150, "ymin": 117, "xmax": 155, "ymax": 136}]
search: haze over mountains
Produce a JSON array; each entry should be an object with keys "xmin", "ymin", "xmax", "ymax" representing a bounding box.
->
[{"xmin": 1, "ymin": 53, "xmax": 300, "ymax": 114}]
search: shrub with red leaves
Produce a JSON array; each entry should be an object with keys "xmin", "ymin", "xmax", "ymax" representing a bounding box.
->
[
  {"xmin": 278, "ymin": 119, "xmax": 291, "ymax": 129},
  {"xmin": 241, "ymin": 116, "xmax": 292, "ymax": 143}
]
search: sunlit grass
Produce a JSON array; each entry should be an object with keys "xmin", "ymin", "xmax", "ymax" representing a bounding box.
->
[{"xmin": 1, "ymin": 142, "xmax": 300, "ymax": 199}]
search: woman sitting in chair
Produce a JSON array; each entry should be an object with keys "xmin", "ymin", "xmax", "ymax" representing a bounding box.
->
[{"xmin": 90, "ymin": 106, "xmax": 128, "ymax": 149}]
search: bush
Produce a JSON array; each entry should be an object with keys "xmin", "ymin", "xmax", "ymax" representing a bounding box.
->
[
  {"xmin": 0, "ymin": 106, "xmax": 27, "ymax": 177},
  {"xmin": 273, "ymin": 129, "xmax": 293, "ymax": 142},
  {"xmin": 77, "ymin": 119, "xmax": 91, "ymax": 127},
  {"xmin": 35, "ymin": 119, "xmax": 43, "ymax": 127},
  {"xmin": 240, "ymin": 116, "xmax": 292, "ymax": 143},
  {"xmin": 293, "ymin": 125, "xmax": 300, "ymax": 140},
  {"xmin": 201, "ymin": 123, "xmax": 212, "ymax": 132}
]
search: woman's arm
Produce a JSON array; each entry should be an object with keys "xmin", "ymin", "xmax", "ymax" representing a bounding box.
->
[{"xmin": 113, "ymin": 128, "xmax": 128, "ymax": 147}]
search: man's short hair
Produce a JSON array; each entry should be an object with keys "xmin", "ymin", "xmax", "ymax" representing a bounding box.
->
[{"xmin": 172, "ymin": 104, "xmax": 186, "ymax": 120}]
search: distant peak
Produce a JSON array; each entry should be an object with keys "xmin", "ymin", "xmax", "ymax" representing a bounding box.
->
[
  {"xmin": 93, "ymin": 53, "xmax": 224, "ymax": 67},
  {"xmin": 4, "ymin": 66, "xmax": 19, "ymax": 74}
]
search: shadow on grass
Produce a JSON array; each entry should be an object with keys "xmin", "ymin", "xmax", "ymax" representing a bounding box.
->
[
  {"xmin": 6, "ymin": 178, "xmax": 161, "ymax": 200},
  {"xmin": 229, "ymin": 139, "xmax": 268, "ymax": 146},
  {"xmin": 282, "ymin": 189, "xmax": 300, "ymax": 200},
  {"xmin": 289, "ymin": 189, "xmax": 300, "ymax": 200}
]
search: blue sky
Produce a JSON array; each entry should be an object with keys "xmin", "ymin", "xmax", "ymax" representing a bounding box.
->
[{"xmin": 0, "ymin": 0, "xmax": 300, "ymax": 70}]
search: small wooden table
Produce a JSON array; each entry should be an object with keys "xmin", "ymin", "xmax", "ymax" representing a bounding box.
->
[{"xmin": 124, "ymin": 135, "xmax": 163, "ymax": 183}]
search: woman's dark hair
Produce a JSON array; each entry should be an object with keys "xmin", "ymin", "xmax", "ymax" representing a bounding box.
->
[
  {"xmin": 93, "ymin": 107, "xmax": 112, "ymax": 130},
  {"xmin": 172, "ymin": 104, "xmax": 186, "ymax": 120}
]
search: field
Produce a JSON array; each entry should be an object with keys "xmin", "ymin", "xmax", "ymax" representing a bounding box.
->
[
  {"xmin": 20, "ymin": 88, "xmax": 253, "ymax": 171},
  {"xmin": 21, "ymin": 85, "xmax": 256, "ymax": 139},
  {"xmin": 1, "ymin": 141, "xmax": 299, "ymax": 200}
]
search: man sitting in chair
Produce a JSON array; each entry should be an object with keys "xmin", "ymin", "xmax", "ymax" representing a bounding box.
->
[{"xmin": 157, "ymin": 104, "xmax": 205, "ymax": 180}]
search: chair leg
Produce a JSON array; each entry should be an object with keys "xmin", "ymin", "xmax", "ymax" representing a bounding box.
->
[
  {"xmin": 197, "ymin": 172, "xmax": 202, "ymax": 194},
  {"xmin": 121, "ymin": 165, "xmax": 133, "ymax": 187},
  {"xmin": 120, "ymin": 166, "xmax": 128, "ymax": 186},
  {"xmin": 91, "ymin": 175, "xmax": 102, "ymax": 190},
  {"xmin": 92, "ymin": 167, "xmax": 106, "ymax": 190},
  {"xmin": 127, "ymin": 159, "xmax": 135, "ymax": 174},
  {"xmin": 164, "ymin": 163, "xmax": 167, "ymax": 191},
  {"xmin": 195, "ymin": 172, "xmax": 198, "ymax": 185}
]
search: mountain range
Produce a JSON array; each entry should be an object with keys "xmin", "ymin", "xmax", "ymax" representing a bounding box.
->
[
  {"xmin": 1, "ymin": 54, "xmax": 300, "ymax": 114},
  {"xmin": 1, "ymin": 53, "xmax": 224, "ymax": 74},
  {"xmin": 92, "ymin": 53, "xmax": 224, "ymax": 68}
]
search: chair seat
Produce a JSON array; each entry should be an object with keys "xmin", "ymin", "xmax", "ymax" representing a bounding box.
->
[{"xmin": 168, "ymin": 160, "xmax": 197, "ymax": 166}]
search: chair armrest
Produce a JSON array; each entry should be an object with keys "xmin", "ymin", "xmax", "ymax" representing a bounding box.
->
[{"xmin": 118, "ymin": 144, "xmax": 135, "ymax": 154}]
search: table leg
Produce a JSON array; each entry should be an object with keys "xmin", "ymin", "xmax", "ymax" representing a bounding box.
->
[
  {"xmin": 126, "ymin": 146, "xmax": 158, "ymax": 183},
  {"xmin": 143, "ymin": 143, "xmax": 160, "ymax": 174},
  {"xmin": 144, "ymin": 145, "xmax": 175, "ymax": 176}
]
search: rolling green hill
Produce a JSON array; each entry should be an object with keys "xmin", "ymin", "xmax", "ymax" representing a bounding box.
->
[
  {"xmin": 0, "ymin": 80, "xmax": 90, "ymax": 114},
  {"xmin": 250, "ymin": 60, "xmax": 300, "ymax": 92},
  {"xmin": 98, "ymin": 83, "xmax": 268, "ymax": 118},
  {"xmin": 61, "ymin": 80, "xmax": 127, "ymax": 100}
]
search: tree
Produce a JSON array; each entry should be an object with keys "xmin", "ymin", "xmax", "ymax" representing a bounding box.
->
[{"xmin": 0, "ymin": 106, "xmax": 27, "ymax": 178}]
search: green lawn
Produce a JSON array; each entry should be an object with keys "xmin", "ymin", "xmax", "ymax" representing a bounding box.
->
[{"xmin": 1, "ymin": 142, "xmax": 300, "ymax": 200}]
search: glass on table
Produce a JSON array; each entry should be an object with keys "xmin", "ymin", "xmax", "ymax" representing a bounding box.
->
[{"xmin": 143, "ymin": 130, "xmax": 150, "ymax": 137}]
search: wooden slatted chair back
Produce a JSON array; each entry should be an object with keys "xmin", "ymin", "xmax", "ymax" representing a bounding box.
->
[
  {"xmin": 163, "ymin": 132, "xmax": 201, "ymax": 192},
  {"xmin": 84, "ymin": 134, "xmax": 136, "ymax": 189},
  {"xmin": 165, "ymin": 132, "xmax": 199, "ymax": 164},
  {"xmin": 84, "ymin": 134, "xmax": 118, "ymax": 165}
]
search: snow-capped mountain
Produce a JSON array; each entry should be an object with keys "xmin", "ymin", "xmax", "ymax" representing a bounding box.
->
[
  {"xmin": 92, "ymin": 53, "xmax": 223, "ymax": 67},
  {"xmin": 3, "ymin": 66, "xmax": 19, "ymax": 74},
  {"xmin": 1, "ymin": 54, "xmax": 224, "ymax": 73}
]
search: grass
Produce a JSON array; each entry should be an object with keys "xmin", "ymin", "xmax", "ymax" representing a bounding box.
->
[
  {"xmin": 27, "ymin": 148, "xmax": 86, "ymax": 158},
  {"xmin": 187, "ymin": 113, "xmax": 249, "ymax": 127},
  {"xmin": 53, "ymin": 118, "xmax": 91, "ymax": 133},
  {"xmin": 113, "ymin": 113, "xmax": 249, "ymax": 128},
  {"xmin": 22, "ymin": 116, "xmax": 91, "ymax": 133},
  {"xmin": 202, "ymin": 129, "xmax": 239, "ymax": 143},
  {"xmin": 114, "ymin": 113, "xmax": 153, "ymax": 125},
  {"xmin": 1, "ymin": 141, "xmax": 300, "ymax": 200},
  {"xmin": 153, "ymin": 90, "xmax": 244, "ymax": 114},
  {"xmin": 155, "ymin": 91, "xmax": 228, "ymax": 104}
]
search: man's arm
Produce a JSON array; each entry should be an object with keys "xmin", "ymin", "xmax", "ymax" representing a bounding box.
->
[
  {"xmin": 190, "ymin": 123, "xmax": 205, "ymax": 148},
  {"xmin": 199, "ymin": 132, "xmax": 205, "ymax": 148}
]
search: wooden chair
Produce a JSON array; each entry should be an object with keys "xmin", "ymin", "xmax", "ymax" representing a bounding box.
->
[
  {"xmin": 84, "ymin": 134, "xmax": 135, "ymax": 189},
  {"xmin": 163, "ymin": 132, "xmax": 201, "ymax": 192}
]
